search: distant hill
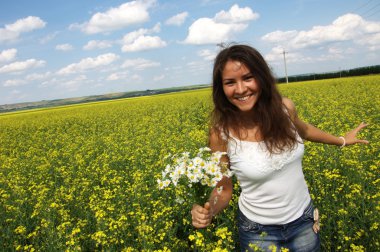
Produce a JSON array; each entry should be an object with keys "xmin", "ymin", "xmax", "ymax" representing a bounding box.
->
[
  {"xmin": 277, "ymin": 65, "xmax": 380, "ymax": 83},
  {"xmin": 0, "ymin": 84, "xmax": 210, "ymax": 114}
]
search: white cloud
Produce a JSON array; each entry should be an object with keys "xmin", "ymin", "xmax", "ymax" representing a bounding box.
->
[
  {"xmin": 264, "ymin": 46, "xmax": 283, "ymax": 61},
  {"xmin": 214, "ymin": 4, "xmax": 259, "ymax": 23},
  {"xmin": 57, "ymin": 53, "xmax": 119, "ymax": 75},
  {"xmin": 3, "ymin": 79, "xmax": 27, "ymax": 87},
  {"xmin": 75, "ymin": 0, "xmax": 156, "ymax": 34},
  {"xmin": 122, "ymin": 35, "xmax": 167, "ymax": 52},
  {"xmin": 10, "ymin": 89, "xmax": 21, "ymax": 95},
  {"xmin": 0, "ymin": 16, "xmax": 46, "ymax": 43},
  {"xmin": 5, "ymin": 16, "xmax": 46, "ymax": 33},
  {"xmin": 106, "ymin": 71, "xmax": 130, "ymax": 81},
  {"xmin": 186, "ymin": 60, "xmax": 210, "ymax": 74},
  {"xmin": 55, "ymin": 43, "xmax": 74, "ymax": 51},
  {"xmin": 40, "ymin": 77, "xmax": 58, "ymax": 88},
  {"xmin": 183, "ymin": 4, "xmax": 258, "ymax": 45},
  {"xmin": 153, "ymin": 74, "xmax": 165, "ymax": 81},
  {"xmin": 130, "ymin": 74, "xmax": 142, "ymax": 82},
  {"xmin": 107, "ymin": 73, "xmax": 121, "ymax": 81},
  {"xmin": 0, "ymin": 48, "xmax": 17, "ymax": 62},
  {"xmin": 0, "ymin": 59, "xmax": 45, "ymax": 74},
  {"xmin": 2, "ymin": 71, "xmax": 51, "ymax": 88},
  {"xmin": 264, "ymin": 46, "xmax": 304, "ymax": 63},
  {"xmin": 261, "ymin": 30, "xmax": 298, "ymax": 43},
  {"xmin": 262, "ymin": 14, "xmax": 380, "ymax": 50},
  {"xmin": 4, "ymin": 90, "xmax": 28, "ymax": 103},
  {"xmin": 26, "ymin": 72, "xmax": 52, "ymax": 81},
  {"xmin": 121, "ymin": 23, "xmax": 166, "ymax": 52},
  {"xmin": 328, "ymin": 46, "xmax": 344, "ymax": 55},
  {"xmin": 357, "ymin": 32, "xmax": 380, "ymax": 51},
  {"xmin": 0, "ymin": 29, "xmax": 19, "ymax": 43},
  {"xmin": 184, "ymin": 18, "xmax": 247, "ymax": 45},
  {"xmin": 122, "ymin": 28, "xmax": 151, "ymax": 44},
  {"xmin": 107, "ymin": 72, "xmax": 141, "ymax": 82},
  {"xmin": 165, "ymin": 12, "xmax": 188, "ymax": 26},
  {"xmin": 265, "ymin": 46, "xmax": 346, "ymax": 65},
  {"xmin": 83, "ymin": 40, "xmax": 113, "ymax": 50},
  {"xmin": 198, "ymin": 49, "xmax": 216, "ymax": 61},
  {"xmin": 121, "ymin": 58, "xmax": 160, "ymax": 70},
  {"xmin": 40, "ymin": 31, "xmax": 59, "ymax": 44},
  {"xmin": 60, "ymin": 75, "xmax": 88, "ymax": 91}
]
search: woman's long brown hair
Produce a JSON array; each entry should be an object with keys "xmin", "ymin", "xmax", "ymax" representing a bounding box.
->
[{"xmin": 211, "ymin": 44, "xmax": 298, "ymax": 154}]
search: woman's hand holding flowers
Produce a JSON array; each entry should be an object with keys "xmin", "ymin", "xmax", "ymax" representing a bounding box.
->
[{"xmin": 191, "ymin": 202, "xmax": 213, "ymax": 229}]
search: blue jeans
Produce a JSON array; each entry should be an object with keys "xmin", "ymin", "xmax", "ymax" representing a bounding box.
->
[{"xmin": 238, "ymin": 201, "xmax": 320, "ymax": 252}]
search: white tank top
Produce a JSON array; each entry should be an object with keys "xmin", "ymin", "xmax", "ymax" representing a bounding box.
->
[{"xmin": 227, "ymin": 134, "xmax": 311, "ymax": 225}]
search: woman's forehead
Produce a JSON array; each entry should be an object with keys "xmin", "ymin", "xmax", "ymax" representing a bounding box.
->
[{"xmin": 223, "ymin": 60, "xmax": 249, "ymax": 73}]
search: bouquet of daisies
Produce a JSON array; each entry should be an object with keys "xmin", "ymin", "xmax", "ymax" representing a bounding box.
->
[{"xmin": 157, "ymin": 147, "xmax": 232, "ymax": 206}]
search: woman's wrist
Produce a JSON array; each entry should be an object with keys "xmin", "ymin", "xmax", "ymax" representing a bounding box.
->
[{"xmin": 339, "ymin": 136, "xmax": 346, "ymax": 148}]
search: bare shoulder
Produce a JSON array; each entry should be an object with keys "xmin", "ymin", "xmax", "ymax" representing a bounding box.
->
[
  {"xmin": 209, "ymin": 127, "xmax": 230, "ymax": 165},
  {"xmin": 282, "ymin": 97, "xmax": 297, "ymax": 120},
  {"xmin": 282, "ymin": 97, "xmax": 296, "ymax": 111},
  {"xmin": 209, "ymin": 127, "xmax": 227, "ymax": 152}
]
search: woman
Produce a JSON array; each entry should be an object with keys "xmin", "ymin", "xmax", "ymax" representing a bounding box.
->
[{"xmin": 190, "ymin": 44, "xmax": 368, "ymax": 251}]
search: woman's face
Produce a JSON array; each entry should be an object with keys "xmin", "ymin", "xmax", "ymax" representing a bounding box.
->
[{"xmin": 222, "ymin": 60, "xmax": 261, "ymax": 113}]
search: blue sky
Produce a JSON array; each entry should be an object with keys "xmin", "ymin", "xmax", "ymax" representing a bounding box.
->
[{"xmin": 0, "ymin": 0, "xmax": 379, "ymax": 105}]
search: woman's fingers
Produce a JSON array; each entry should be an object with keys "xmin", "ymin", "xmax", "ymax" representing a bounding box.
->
[
  {"xmin": 191, "ymin": 204, "xmax": 212, "ymax": 228},
  {"xmin": 358, "ymin": 122, "xmax": 368, "ymax": 129},
  {"xmin": 313, "ymin": 208, "xmax": 320, "ymax": 234},
  {"xmin": 345, "ymin": 122, "xmax": 369, "ymax": 145},
  {"xmin": 353, "ymin": 122, "xmax": 368, "ymax": 134},
  {"xmin": 191, "ymin": 214, "xmax": 211, "ymax": 228}
]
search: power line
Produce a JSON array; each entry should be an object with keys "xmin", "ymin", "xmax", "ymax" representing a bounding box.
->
[
  {"xmin": 351, "ymin": 0, "xmax": 375, "ymax": 13},
  {"xmin": 361, "ymin": 2, "xmax": 380, "ymax": 18},
  {"xmin": 365, "ymin": 8, "xmax": 380, "ymax": 19},
  {"xmin": 352, "ymin": 0, "xmax": 380, "ymax": 19}
]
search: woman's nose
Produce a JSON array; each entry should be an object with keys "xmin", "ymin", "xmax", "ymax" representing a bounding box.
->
[{"xmin": 236, "ymin": 81, "xmax": 247, "ymax": 94}]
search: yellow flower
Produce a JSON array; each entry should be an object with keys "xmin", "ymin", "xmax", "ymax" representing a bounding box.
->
[
  {"xmin": 269, "ymin": 244, "xmax": 277, "ymax": 252},
  {"xmin": 188, "ymin": 234, "xmax": 195, "ymax": 241},
  {"xmin": 14, "ymin": 225, "xmax": 26, "ymax": 235}
]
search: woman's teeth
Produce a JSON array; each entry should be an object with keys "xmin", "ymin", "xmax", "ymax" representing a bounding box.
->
[{"xmin": 237, "ymin": 95, "xmax": 251, "ymax": 101}]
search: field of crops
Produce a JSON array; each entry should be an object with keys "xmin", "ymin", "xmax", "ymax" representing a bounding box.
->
[{"xmin": 0, "ymin": 75, "xmax": 379, "ymax": 251}]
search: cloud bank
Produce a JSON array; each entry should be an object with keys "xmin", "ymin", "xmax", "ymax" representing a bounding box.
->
[
  {"xmin": 73, "ymin": 0, "xmax": 156, "ymax": 34},
  {"xmin": 0, "ymin": 16, "xmax": 46, "ymax": 43},
  {"xmin": 183, "ymin": 4, "xmax": 259, "ymax": 44}
]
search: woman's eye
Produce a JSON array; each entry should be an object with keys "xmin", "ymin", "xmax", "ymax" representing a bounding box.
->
[{"xmin": 224, "ymin": 81, "xmax": 235, "ymax": 85}]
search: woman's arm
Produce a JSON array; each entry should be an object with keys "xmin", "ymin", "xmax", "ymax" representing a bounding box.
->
[
  {"xmin": 282, "ymin": 97, "xmax": 369, "ymax": 146},
  {"xmin": 191, "ymin": 128, "xmax": 233, "ymax": 229},
  {"xmin": 191, "ymin": 176, "xmax": 233, "ymax": 228}
]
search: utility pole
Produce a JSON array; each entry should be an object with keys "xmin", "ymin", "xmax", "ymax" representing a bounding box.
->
[{"xmin": 282, "ymin": 49, "xmax": 289, "ymax": 84}]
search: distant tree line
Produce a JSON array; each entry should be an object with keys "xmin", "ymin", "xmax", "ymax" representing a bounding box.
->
[{"xmin": 277, "ymin": 65, "xmax": 380, "ymax": 83}]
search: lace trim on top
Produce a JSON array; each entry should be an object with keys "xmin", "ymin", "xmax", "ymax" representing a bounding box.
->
[{"xmin": 227, "ymin": 134, "xmax": 304, "ymax": 174}]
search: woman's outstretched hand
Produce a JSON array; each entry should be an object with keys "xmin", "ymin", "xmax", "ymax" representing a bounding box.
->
[
  {"xmin": 191, "ymin": 202, "xmax": 213, "ymax": 229},
  {"xmin": 343, "ymin": 122, "xmax": 369, "ymax": 146}
]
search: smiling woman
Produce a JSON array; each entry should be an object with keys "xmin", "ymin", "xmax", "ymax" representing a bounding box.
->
[
  {"xmin": 211, "ymin": 45, "xmax": 298, "ymax": 152},
  {"xmin": 190, "ymin": 44, "xmax": 369, "ymax": 252}
]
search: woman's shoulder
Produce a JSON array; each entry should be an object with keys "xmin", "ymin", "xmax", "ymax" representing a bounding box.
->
[
  {"xmin": 282, "ymin": 97, "xmax": 295, "ymax": 110},
  {"xmin": 281, "ymin": 97, "xmax": 297, "ymax": 121},
  {"xmin": 209, "ymin": 127, "xmax": 228, "ymax": 152}
]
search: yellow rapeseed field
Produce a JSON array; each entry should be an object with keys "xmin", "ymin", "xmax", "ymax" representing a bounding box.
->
[{"xmin": 0, "ymin": 75, "xmax": 379, "ymax": 251}]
